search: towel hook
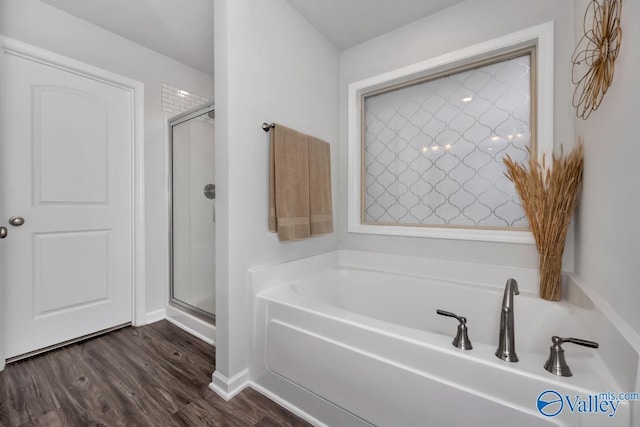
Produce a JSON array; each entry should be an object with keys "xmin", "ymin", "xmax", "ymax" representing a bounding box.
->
[{"xmin": 262, "ymin": 122, "xmax": 275, "ymax": 132}]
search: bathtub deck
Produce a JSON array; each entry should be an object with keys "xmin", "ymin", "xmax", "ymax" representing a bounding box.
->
[
  {"xmin": 254, "ymin": 264, "xmax": 631, "ymax": 426},
  {"xmin": 0, "ymin": 320, "xmax": 310, "ymax": 427}
]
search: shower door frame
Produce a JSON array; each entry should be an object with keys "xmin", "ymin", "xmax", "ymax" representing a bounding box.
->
[{"xmin": 168, "ymin": 103, "xmax": 216, "ymax": 322}]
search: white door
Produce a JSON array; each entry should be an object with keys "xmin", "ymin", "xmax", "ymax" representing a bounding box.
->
[{"xmin": 1, "ymin": 41, "xmax": 135, "ymax": 359}]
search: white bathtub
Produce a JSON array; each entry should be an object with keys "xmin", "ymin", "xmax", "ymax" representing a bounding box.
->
[{"xmin": 250, "ymin": 251, "xmax": 634, "ymax": 427}]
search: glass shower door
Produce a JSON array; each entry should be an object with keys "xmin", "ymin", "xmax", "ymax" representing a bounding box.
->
[{"xmin": 170, "ymin": 107, "xmax": 215, "ymax": 321}]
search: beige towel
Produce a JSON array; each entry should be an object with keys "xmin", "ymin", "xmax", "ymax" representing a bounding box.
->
[
  {"xmin": 268, "ymin": 124, "xmax": 333, "ymax": 242},
  {"xmin": 269, "ymin": 124, "xmax": 311, "ymax": 241},
  {"xmin": 308, "ymin": 137, "xmax": 333, "ymax": 236}
]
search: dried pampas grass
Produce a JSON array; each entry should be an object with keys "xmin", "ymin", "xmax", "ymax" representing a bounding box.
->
[{"xmin": 504, "ymin": 143, "xmax": 584, "ymax": 301}]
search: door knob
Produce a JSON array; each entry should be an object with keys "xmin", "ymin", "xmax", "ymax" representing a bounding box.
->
[
  {"xmin": 9, "ymin": 216, "xmax": 24, "ymax": 226},
  {"xmin": 0, "ymin": 226, "xmax": 7, "ymax": 239}
]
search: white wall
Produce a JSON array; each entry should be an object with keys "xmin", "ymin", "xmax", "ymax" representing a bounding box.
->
[
  {"xmin": 339, "ymin": 0, "xmax": 575, "ymax": 270},
  {"xmin": 0, "ymin": 0, "xmax": 214, "ymax": 316},
  {"xmin": 574, "ymin": 0, "xmax": 640, "ymax": 335},
  {"xmin": 214, "ymin": 0, "xmax": 339, "ymax": 385}
]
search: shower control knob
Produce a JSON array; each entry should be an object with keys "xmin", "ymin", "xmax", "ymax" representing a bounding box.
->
[
  {"xmin": 203, "ymin": 184, "xmax": 216, "ymax": 200},
  {"xmin": 0, "ymin": 226, "xmax": 7, "ymax": 239}
]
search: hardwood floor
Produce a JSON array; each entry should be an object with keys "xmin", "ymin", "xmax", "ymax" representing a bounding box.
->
[{"xmin": 0, "ymin": 320, "xmax": 311, "ymax": 427}]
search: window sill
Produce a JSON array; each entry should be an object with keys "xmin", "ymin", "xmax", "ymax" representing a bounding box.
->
[{"xmin": 348, "ymin": 223, "xmax": 535, "ymax": 244}]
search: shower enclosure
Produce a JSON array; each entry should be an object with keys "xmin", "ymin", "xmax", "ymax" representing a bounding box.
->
[{"xmin": 169, "ymin": 105, "xmax": 215, "ymax": 323}]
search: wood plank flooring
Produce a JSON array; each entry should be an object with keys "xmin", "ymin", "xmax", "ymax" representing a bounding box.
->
[{"xmin": 0, "ymin": 320, "xmax": 312, "ymax": 427}]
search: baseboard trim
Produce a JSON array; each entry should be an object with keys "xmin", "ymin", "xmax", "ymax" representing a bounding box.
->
[
  {"xmin": 209, "ymin": 369, "xmax": 250, "ymax": 401},
  {"xmin": 165, "ymin": 316, "xmax": 215, "ymax": 346},
  {"xmin": 208, "ymin": 373, "xmax": 328, "ymax": 426},
  {"xmin": 145, "ymin": 308, "xmax": 166, "ymax": 325},
  {"xmin": 165, "ymin": 305, "xmax": 215, "ymax": 345},
  {"xmin": 249, "ymin": 382, "xmax": 327, "ymax": 427}
]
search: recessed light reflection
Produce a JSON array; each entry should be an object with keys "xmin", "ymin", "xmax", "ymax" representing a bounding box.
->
[
  {"xmin": 422, "ymin": 145, "xmax": 449, "ymax": 153},
  {"xmin": 462, "ymin": 96, "xmax": 473, "ymax": 102},
  {"xmin": 491, "ymin": 136, "xmax": 500, "ymax": 141}
]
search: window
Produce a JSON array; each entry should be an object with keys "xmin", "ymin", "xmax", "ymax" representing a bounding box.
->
[{"xmin": 347, "ymin": 23, "xmax": 554, "ymax": 243}]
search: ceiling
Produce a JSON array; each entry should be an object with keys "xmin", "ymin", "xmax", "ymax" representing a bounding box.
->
[
  {"xmin": 38, "ymin": 0, "xmax": 464, "ymax": 74},
  {"xmin": 286, "ymin": 0, "xmax": 465, "ymax": 49},
  {"xmin": 39, "ymin": 0, "xmax": 215, "ymax": 76}
]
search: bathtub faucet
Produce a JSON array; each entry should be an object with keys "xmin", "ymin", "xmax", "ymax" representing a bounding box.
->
[{"xmin": 495, "ymin": 278, "xmax": 519, "ymax": 362}]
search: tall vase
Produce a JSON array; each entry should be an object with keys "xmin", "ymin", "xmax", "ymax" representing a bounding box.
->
[{"xmin": 538, "ymin": 252, "xmax": 562, "ymax": 301}]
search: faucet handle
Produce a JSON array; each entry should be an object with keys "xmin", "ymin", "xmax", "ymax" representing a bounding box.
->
[
  {"xmin": 553, "ymin": 336, "xmax": 599, "ymax": 349},
  {"xmin": 436, "ymin": 309, "xmax": 466, "ymax": 323},
  {"xmin": 437, "ymin": 309, "xmax": 472, "ymax": 350},
  {"xmin": 544, "ymin": 336, "xmax": 599, "ymax": 377}
]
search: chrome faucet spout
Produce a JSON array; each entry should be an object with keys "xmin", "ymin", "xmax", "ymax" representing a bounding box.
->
[
  {"xmin": 496, "ymin": 278, "xmax": 519, "ymax": 362},
  {"xmin": 501, "ymin": 278, "xmax": 519, "ymax": 311}
]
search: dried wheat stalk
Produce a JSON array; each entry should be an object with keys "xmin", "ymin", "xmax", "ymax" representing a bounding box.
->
[{"xmin": 503, "ymin": 143, "xmax": 584, "ymax": 301}]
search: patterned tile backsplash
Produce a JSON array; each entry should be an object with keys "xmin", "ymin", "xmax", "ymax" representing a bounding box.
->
[
  {"xmin": 162, "ymin": 82, "xmax": 212, "ymax": 116},
  {"xmin": 363, "ymin": 54, "xmax": 532, "ymax": 229}
]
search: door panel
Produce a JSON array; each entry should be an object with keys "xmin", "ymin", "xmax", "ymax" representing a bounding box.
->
[
  {"xmin": 1, "ymin": 46, "xmax": 133, "ymax": 359},
  {"xmin": 34, "ymin": 86, "xmax": 109, "ymax": 204},
  {"xmin": 33, "ymin": 230, "xmax": 109, "ymax": 316}
]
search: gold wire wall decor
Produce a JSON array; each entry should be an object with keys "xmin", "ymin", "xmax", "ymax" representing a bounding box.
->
[{"xmin": 572, "ymin": 0, "xmax": 623, "ymax": 119}]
